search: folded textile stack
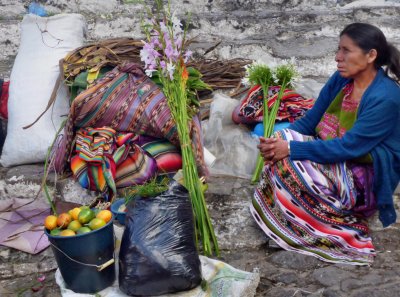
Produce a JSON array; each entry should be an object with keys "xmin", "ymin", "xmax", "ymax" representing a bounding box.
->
[{"xmin": 232, "ymin": 85, "xmax": 315, "ymax": 125}]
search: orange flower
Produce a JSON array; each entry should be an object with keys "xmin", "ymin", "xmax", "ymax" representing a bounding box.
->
[{"xmin": 181, "ymin": 64, "xmax": 189, "ymax": 82}]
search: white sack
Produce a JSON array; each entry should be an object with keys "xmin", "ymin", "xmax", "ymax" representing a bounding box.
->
[
  {"xmin": 0, "ymin": 13, "xmax": 86, "ymax": 167},
  {"xmin": 56, "ymin": 224, "xmax": 260, "ymax": 297},
  {"xmin": 203, "ymin": 93, "xmax": 259, "ymax": 179}
]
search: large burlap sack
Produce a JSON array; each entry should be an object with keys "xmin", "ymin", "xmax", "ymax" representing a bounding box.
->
[{"xmin": 0, "ymin": 13, "xmax": 86, "ymax": 167}]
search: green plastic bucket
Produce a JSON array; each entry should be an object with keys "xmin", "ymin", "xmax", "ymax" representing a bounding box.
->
[{"xmin": 46, "ymin": 218, "xmax": 116, "ymax": 293}]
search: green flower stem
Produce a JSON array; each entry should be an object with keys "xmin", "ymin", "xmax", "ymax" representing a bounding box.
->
[
  {"xmin": 42, "ymin": 119, "xmax": 67, "ymax": 215},
  {"xmin": 251, "ymin": 82, "xmax": 287, "ymax": 184},
  {"xmin": 161, "ymin": 67, "xmax": 219, "ymax": 257},
  {"xmin": 261, "ymin": 84, "xmax": 270, "ymax": 138},
  {"xmin": 251, "ymin": 83, "xmax": 269, "ymax": 184}
]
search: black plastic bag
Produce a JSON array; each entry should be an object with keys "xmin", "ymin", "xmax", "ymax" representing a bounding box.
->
[{"xmin": 118, "ymin": 180, "xmax": 202, "ymax": 296}]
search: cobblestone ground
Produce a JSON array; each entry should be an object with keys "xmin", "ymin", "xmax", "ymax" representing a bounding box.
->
[
  {"xmin": 1, "ymin": 1, "xmax": 400, "ymax": 296},
  {"xmin": 1, "ymin": 167, "xmax": 400, "ymax": 296}
]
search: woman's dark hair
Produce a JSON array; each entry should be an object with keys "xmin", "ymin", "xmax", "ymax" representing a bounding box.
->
[{"xmin": 340, "ymin": 23, "xmax": 400, "ymax": 82}]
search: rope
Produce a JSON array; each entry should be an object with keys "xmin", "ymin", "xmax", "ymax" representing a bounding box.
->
[{"xmin": 49, "ymin": 242, "xmax": 114, "ymax": 271}]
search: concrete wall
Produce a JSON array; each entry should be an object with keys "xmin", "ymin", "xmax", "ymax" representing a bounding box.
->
[{"xmin": 1, "ymin": 0, "xmax": 400, "ymax": 82}]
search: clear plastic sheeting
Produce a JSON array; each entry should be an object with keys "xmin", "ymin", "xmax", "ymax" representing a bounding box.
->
[{"xmin": 203, "ymin": 93, "xmax": 259, "ymax": 179}]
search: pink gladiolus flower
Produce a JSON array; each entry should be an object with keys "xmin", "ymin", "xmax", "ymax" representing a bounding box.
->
[
  {"xmin": 171, "ymin": 13, "xmax": 183, "ymax": 34},
  {"xmin": 151, "ymin": 36, "xmax": 161, "ymax": 48},
  {"xmin": 145, "ymin": 69, "xmax": 157, "ymax": 77},
  {"xmin": 165, "ymin": 43, "xmax": 175, "ymax": 60},
  {"xmin": 175, "ymin": 36, "xmax": 183, "ymax": 50},
  {"xmin": 160, "ymin": 21, "xmax": 168, "ymax": 33},
  {"xmin": 167, "ymin": 62, "xmax": 175, "ymax": 80},
  {"xmin": 184, "ymin": 50, "xmax": 192, "ymax": 63}
]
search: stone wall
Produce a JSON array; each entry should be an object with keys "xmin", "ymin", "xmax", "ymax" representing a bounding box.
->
[{"xmin": 1, "ymin": 0, "xmax": 400, "ymax": 81}]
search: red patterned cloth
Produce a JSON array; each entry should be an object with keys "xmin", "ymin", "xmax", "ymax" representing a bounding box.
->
[
  {"xmin": 233, "ymin": 85, "xmax": 315, "ymax": 125},
  {"xmin": 0, "ymin": 80, "xmax": 9, "ymax": 120}
]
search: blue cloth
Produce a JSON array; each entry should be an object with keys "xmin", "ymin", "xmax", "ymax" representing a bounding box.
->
[
  {"xmin": 289, "ymin": 69, "xmax": 400, "ymax": 227},
  {"xmin": 28, "ymin": 3, "xmax": 47, "ymax": 17},
  {"xmin": 252, "ymin": 121, "xmax": 291, "ymax": 137}
]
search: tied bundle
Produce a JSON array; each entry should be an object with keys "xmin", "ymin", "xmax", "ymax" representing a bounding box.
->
[
  {"xmin": 241, "ymin": 61, "xmax": 299, "ymax": 184},
  {"xmin": 140, "ymin": 0, "xmax": 218, "ymax": 256}
]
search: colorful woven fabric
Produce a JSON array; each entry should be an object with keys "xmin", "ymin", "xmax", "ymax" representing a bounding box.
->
[
  {"xmin": 76, "ymin": 127, "xmax": 116, "ymax": 164},
  {"xmin": 316, "ymin": 82, "xmax": 372, "ymax": 163},
  {"xmin": 315, "ymin": 82, "xmax": 375, "ymax": 215},
  {"xmin": 114, "ymin": 144, "xmax": 158, "ymax": 188},
  {"xmin": 134, "ymin": 135, "xmax": 182, "ymax": 174},
  {"xmin": 70, "ymin": 127, "xmax": 157, "ymax": 200},
  {"xmin": 54, "ymin": 63, "xmax": 207, "ymax": 177},
  {"xmin": 251, "ymin": 128, "xmax": 375, "ymax": 265},
  {"xmin": 235, "ymin": 85, "xmax": 315, "ymax": 124}
]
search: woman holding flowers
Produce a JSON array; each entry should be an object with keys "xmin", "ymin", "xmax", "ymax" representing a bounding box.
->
[{"xmin": 251, "ymin": 23, "xmax": 400, "ymax": 265}]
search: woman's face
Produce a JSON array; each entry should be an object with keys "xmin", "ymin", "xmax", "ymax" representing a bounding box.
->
[{"xmin": 335, "ymin": 34, "xmax": 376, "ymax": 79}]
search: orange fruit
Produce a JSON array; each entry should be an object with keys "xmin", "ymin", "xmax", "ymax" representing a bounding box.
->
[
  {"xmin": 88, "ymin": 218, "xmax": 106, "ymax": 230},
  {"xmin": 67, "ymin": 220, "xmax": 82, "ymax": 232},
  {"xmin": 96, "ymin": 210, "xmax": 112, "ymax": 223},
  {"xmin": 57, "ymin": 213, "xmax": 72, "ymax": 228},
  {"xmin": 59, "ymin": 229, "xmax": 75, "ymax": 237},
  {"xmin": 78, "ymin": 209, "xmax": 95, "ymax": 224},
  {"xmin": 69, "ymin": 207, "xmax": 82, "ymax": 221},
  {"xmin": 44, "ymin": 215, "xmax": 58, "ymax": 230}
]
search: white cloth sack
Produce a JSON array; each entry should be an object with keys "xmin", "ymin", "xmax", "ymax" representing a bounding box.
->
[
  {"xmin": 203, "ymin": 93, "xmax": 259, "ymax": 179},
  {"xmin": 0, "ymin": 13, "xmax": 86, "ymax": 167},
  {"xmin": 56, "ymin": 224, "xmax": 260, "ymax": 297},
  {"xmin": 56, "ymin": 256, "xmax": 259, "ymax": 297}
]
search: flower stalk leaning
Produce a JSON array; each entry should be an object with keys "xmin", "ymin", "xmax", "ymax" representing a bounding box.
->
[
  {"xmin": 140, "ymin": 0, "xmax": 219, "ymax": 256},
  {"xmin": 246, "ymin": 61, "xmax": 298, "ymax": 184}
]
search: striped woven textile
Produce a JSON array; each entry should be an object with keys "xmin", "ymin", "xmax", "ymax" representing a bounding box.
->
[
  {"xmin": 54, "ymin": 63, "xmax": 207, "ymax": 177},
  {"xmin": 70, "ymin": 127, "xmax": 158, "ymax": 201},
  {"xmin": 71, "ymin": 127, "xmax": 117, "ymax": 197},
  {"xmin": 114, "ymin": 143, "xmax": 158, "ymax": 188},
  {"xmin": 134, "ymin": 135, "xmax": 182, "ymax": 175},
  {"xmin": 236, "ymin": 85, "xmax": 315, "ymax": 124},
  {"xmin": 250, "ymin": 129, "xmax": 376, "ymax": 265}
]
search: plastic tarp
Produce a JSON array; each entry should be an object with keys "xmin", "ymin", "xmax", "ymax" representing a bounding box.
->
[{"xmin": 203, "ymin": 93, "xmax": 259, "ymax": 179}]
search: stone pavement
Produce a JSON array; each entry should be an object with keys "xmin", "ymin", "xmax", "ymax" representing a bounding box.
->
[{"xmin": 1, "ymin": 165, "xmax": 400, "ymax": 297}]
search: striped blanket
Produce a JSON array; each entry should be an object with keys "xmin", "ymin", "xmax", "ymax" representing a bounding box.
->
[
  {"xmin": 251, "ymin": 129, "xmax": 376, "ymax": 265},
  {"xmin": 54, "ymin": 63, "xmax": 207, "ymax": 177},
  {"xmin": 233, "ymin": 85, "xmax": 315, "ymax": 125},
  {"xmin": 134, "ymin": 135, "xmax": 183, "ymax": 175},
  {"xmin": 70, "ymin": 127, "xmax": 158, "ymax": 200}
]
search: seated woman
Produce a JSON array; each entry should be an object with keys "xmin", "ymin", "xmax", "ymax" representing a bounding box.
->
[{"xmin": 250, "ymin": 23, "xmax": 400, "ymax": 265}]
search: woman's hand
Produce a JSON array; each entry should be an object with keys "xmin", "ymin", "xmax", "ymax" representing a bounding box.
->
[{"xmin": 257, "ymin": 137, "xmax": 289, "ymax": 166}]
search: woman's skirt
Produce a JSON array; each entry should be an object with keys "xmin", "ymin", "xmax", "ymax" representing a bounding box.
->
[{"xmin": 250, "ymin": 129, "xmax": 376, "ymax": 265}]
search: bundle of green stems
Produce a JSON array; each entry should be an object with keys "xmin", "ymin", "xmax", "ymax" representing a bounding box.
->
[
  {"xmin": 161, "ymin": 64, "xmax": 219, "ymax": 257},
  {"xmin": 251, "ymin": 81, "xmax": 287, "ymax": 184}
]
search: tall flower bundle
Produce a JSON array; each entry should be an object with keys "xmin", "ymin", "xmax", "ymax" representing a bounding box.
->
[
  {"xmin": 140, "ymin": 0, "xmax": 219, "ymax": 256},
  {"xmin": 242, "ymin": 60, "xmax": 298, "ymax": 184}
]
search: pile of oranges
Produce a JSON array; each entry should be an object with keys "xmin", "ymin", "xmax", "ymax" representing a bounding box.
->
[{"xmin": 44, "ymin": 206, "xmax": 113, "ymax": 237}]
